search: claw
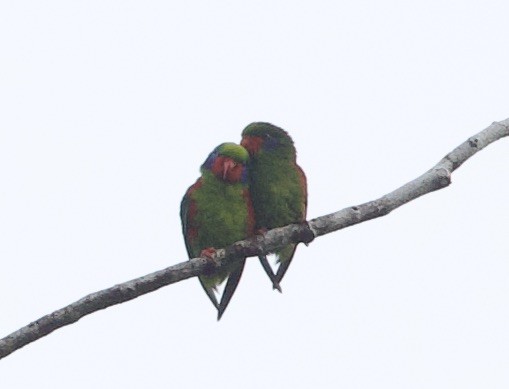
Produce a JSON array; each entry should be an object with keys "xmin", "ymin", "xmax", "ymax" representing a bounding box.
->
[
  {"xmin": 255, "ymin": 227, "xmax": 268, "ymax": 235},
  {"xmin": 199, "ymin": 247, "xmax": 219, "ymax": 277},
  {"xmin": 200, "ymin": 247, "xmax": 216, "ymax": 259}
]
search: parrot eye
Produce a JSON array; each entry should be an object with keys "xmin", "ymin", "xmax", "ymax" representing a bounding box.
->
[
  {"xmin": 265, "ymin": 133, "xmax": 277, "ymax": 143},
  {"xmin": 263, "ymin": 133, "xmax": 279, "ymax": 149}
]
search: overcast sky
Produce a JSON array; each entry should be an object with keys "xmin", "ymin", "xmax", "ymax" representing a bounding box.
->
[{"xmin": 1, "ymin": 1, "xmax": 509, "ymax": 388}]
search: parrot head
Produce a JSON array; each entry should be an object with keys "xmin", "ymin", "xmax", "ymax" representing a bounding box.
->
[
  {"xmin": 201, "ymin": 142, "xmax": 249, "ymax": 184},
  {"xmin": 240, "ymin": 122, "xmax": 295, "ymax": 157}
]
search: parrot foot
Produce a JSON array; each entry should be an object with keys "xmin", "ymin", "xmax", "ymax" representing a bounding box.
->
[
  {"xmin": 255, "ymin": 227, "xmax": 268, "ymax": 235},
  {"xmin": 200, "ymin": 247, "xmax": 217, "ymax": 259},
  {"xmin": 200, "ymin": 247, "xmax": 220, "ymax": 275},
  {"xmin": 299, "ymin": 221, "xmax": 314, "ymax": 246}
]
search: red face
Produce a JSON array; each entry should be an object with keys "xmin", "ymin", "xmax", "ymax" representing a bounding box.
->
[
  {"xmin": 211, "ymin": 156, "xmax": 244, "ymax": 183},
  {"xmin": 240, "ymin": 135, "xmax": 263, "ymax": 156}
]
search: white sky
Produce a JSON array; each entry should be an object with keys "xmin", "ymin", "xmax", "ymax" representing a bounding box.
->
[{"xmin": 1, "ymin": 1, "xmax": 509, "ymax": 387}]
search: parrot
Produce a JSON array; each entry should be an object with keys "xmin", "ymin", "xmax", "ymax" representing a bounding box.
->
[
  {"xmin": 240, "ymin": 122, "xmax": 307, "ymax": 288},
  {"xmin": 180, "ymin": 142, "xmax": 254, "ymax": 320}
]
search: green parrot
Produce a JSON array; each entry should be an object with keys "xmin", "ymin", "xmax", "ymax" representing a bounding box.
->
[
  {"xmin": 180, "ymin": 143, "xmax": 255, "ymax": 320},
  {"xmin": 241, "ymin": 122, "xmax": 307, "ymax": 287}
]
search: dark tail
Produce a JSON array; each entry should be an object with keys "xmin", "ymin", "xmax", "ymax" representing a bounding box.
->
[
  {"xmin": 199, "ymin": 277, "xmax": 219, "ymax": 310},
  {"xmin": 258, "ymin": 255, "xmax": 282, "ymax": 292},
  {"xmin": 217, "ymin": 259, "xmax": 246, "ymax": 320},
  {"xmin": 275, "ymin": 244, "xmax": 298, "ymax": 284}
]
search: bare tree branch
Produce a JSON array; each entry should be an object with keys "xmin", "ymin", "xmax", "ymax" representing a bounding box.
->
[{"xmin": 0, "ymin": 119, "xmax": 507, "ymax": 360}]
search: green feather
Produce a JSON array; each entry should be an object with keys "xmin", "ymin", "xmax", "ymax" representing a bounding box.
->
[
  {"xmin": 187, "ymin": 170, "xmax": 251, "ymax": 287},
  {"xmin": 242, "ymin": 122, "xmax": 307, "ymax": 284},
  {"xmin": 248, "ymin": 149, "xmax": 305, "ymax": 231},
  {"xmin": 242, "ymin": 122, "xmax": 295, "ymax": 157},
  {"xmin": 214, "ymin": 142, "xmax": 249, "ymax": 164},
  {"xmin": 180, "ymin": 143, "xmax": 252, "ymax": 319}
]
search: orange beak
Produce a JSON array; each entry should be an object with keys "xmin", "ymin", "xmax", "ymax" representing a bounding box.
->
[
  {"xmin": 240, "ymin": 137, "xmax": 249, "ymax": 150},
  {"xmin": 241, "ymin": 136, "xmax": 263, "ymax": 155},
  {"xmin": 222, "ymin": 158, "xmax": 236, "ymax": 180}
]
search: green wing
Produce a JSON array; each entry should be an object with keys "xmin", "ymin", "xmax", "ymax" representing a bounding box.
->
[{"xmin": 180, "ymin": 184, "xmax": 219, "ymax": 310}]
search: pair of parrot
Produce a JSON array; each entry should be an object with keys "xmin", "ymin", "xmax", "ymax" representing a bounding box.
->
[{"xmin": 180, "ymin": 122, "xmax": 307, "ymax": 320}]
